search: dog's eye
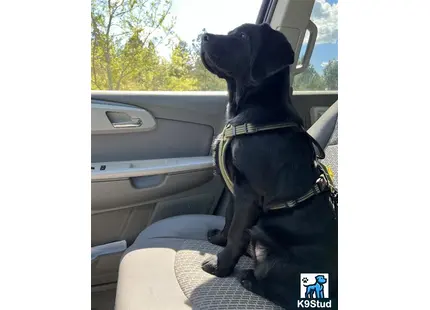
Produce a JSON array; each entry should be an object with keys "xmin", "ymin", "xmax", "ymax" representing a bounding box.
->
[{"xmin": 239, "ymin": 32, "xmax": 247, "ymax": 39}]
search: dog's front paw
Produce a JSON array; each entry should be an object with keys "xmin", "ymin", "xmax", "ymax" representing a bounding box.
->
[
  {"xmin": 201, "ymin": 256, "xmax": 218, "ymax": 275},
  {"xmin": 207, "ymin": 229, "xmax": 227, "ymax": 246},
  {"xmin": 201, "ymin": 255, "xmax": 234, "ymax": 277}
]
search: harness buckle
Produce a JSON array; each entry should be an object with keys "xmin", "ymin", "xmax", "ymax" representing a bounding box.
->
[{"xmin": 316, "ymin": 174, "xmax": 328, "ymax": 193}]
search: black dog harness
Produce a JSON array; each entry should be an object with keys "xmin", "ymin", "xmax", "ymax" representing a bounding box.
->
[{"xmin": 214, "ymin": 122, "xmax": 338, "ymax": 212}]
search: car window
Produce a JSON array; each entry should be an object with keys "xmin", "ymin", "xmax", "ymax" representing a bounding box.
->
[
  {"xmin": 91, "ymin": 0, "xmax": 263, "ymax": 91},
  {"xmin": 293, "ymin": 0, "xmax": 338, "ymax": 91}
]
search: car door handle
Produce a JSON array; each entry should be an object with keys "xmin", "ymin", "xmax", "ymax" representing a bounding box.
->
[
  {"xmin": 111, "ymin": 118, "xmax": 142, "ymax": 128},
  {"xmin": 92, "ymin": 101, "xmax": 156, "ymax": 135}
]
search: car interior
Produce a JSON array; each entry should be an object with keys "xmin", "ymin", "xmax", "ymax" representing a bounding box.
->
[{"xmin": 91, "ymin": 1, "xmax": 338, "ymax": 309}]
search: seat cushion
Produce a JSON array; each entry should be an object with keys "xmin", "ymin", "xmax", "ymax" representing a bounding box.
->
[
  {"xmin": 175, "ymin": 240, "xmax": 281, "ymax": 310},
  {"xmin": 115, "ymin": 215, "xmax": 282, "ymax": 310}
]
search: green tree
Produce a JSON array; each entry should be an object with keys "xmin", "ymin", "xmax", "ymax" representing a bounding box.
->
[
  {"xmin": 293, "ymin": 64, "xmax": 326, "ymax": 91},
  {"xmin": 91, "ymin": 0, "xmax": 176, "ymax": 90},
  {"xmin": 323, "ymin": 59, "xmax": 338, "ymax": 90},
  {"xmin": 165, "ymin": 41, "xmax": 199, "ymax": 90}
]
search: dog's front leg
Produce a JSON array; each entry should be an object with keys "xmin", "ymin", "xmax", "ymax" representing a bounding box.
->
[
  {"xmin": 207, "ymin": 191, "xmax": 234, "ymax": 246},
  {"xmin": 202, "ymin": 185, "xmax": 260, "ymax": 277}
]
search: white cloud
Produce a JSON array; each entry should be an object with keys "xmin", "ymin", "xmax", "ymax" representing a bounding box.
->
[
  {"xmin": 321, "ymin": 61, "xmax": 329, "ymax": 68},
  {"xmin": 311, "ymin": 0, "xmax": 338, "ymax": 44}
]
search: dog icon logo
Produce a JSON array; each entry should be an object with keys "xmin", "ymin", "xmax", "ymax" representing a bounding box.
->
[{"xmin": 300, "ymin": 273, "xmax": 329, "ymax": 299}]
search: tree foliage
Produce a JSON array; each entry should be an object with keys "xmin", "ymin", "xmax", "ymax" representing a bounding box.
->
[
  {"xmin": 91, "ymin": 0, "xmax": 177, "ymax": 90},
  {"xmin": 91, "ymin": 0, "xmax": 337, "ymax": 91},
  {"xmin": 293, "ymin": 64, "xmax": 325, "ymax": 91},
  {"xmin": 323, "ymin": 60, "xmax": 338, "ymax": 90}
]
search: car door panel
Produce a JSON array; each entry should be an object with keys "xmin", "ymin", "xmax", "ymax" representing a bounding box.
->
[
  {"xmin": 92, "ymin": 169, "xmax": 216, "ymax": 214},
  {"xmin": 91, "ymin": 92, "xmax": 226, "ymax": 287},
  {"xmin": 91, "ymin": 91, "xmax": 227, "ymax": 132}
]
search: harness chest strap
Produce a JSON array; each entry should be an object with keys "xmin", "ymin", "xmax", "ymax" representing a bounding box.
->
[
  {"xmin": 215, "ymin": 122, "xmax": 335, "ymax": 210},
  {"xmin": 217, "ymin": 122, "xmax": 300, "ymax": 194}
]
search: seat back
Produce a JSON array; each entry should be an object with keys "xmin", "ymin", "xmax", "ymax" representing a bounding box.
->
[{"xmin": 308, "ymin": 102, "xmax": 338, "ymax": 187}]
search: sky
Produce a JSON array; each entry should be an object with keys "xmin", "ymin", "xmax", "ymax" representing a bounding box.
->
[{"xmin": 162, "ymin": 0, "xmax": 338, "ymax": 74}]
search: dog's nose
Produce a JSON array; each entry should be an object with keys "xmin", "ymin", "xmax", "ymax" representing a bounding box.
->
[{"xmin": 202, "ymin": 33, "xmax": 210, "ymax": 42}]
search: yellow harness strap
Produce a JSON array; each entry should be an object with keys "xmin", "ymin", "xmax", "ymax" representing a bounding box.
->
[{"xmin": 217, "ymin": 122, "xmax": 299, "ymax": 194}]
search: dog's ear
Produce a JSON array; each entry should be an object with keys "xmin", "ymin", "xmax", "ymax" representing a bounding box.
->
[{"xmin": 250, "ymin": 23, "xmax": 295, "ymax": 84}]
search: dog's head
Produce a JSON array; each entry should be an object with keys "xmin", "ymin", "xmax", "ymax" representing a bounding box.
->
[
  {"xmin": 315, "ymin": 275, "xmax": 327, "ymax": 284},
  {"xmin": 200, "ymin": 23, "xmax": 295, "ymax": 86}
]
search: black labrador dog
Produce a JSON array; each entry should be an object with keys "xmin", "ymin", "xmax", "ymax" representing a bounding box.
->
[{"xmin": 200, "ymin": 23, "xmax": 338, "ymax": 309}]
